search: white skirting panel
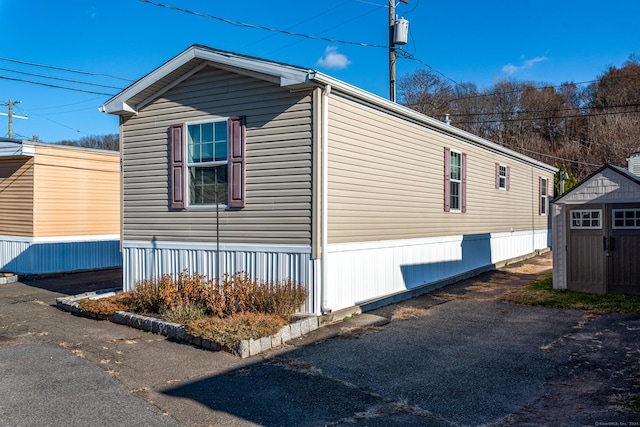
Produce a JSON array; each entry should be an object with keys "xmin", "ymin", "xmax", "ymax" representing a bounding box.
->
[
  {"xmin": 122, "ymin": 241, "xmax": 317, "ymax": 314},
  {"xmin": 324, "ymin": 230, "xmax": 550, "ymax": 312},
  {"xmin": 0, "ymin": 236, "xmax": 122, "ymax": 275}
]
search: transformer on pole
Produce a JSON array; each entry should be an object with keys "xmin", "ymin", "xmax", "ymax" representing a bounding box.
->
[{"xmin": 389, "ymin": 0, "xmax": 409, "ymax": 102}]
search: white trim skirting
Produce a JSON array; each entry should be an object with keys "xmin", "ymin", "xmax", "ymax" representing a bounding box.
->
[
  {"xmin": 324, "ymin": 230, "xmax": 550, "ymax": 313},
  {"xmin": 122, "ymin": 231, "xmax": 548, "ymax": 315},
  {"xmin": 122, "ymin": 242, "xmax": 316, "ymax": 313},
  {"xmin": 0, "ymin": 236, "xmax": 122, "ymax": 275}
]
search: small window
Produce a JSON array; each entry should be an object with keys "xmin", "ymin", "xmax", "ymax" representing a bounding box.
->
[
  {"xmin": 570, "ymin": 210, "xmax": 602, "ymax": 229},
  {"xmin": 187, "ymin": 120, "xmax": 229, "ymax": 206},
  {"xmin": 613, "ymin": 209, "xmax": 640, "ymax": 229},
  {"xmin": 450, "ymin": 150, "xmax": 462, "ymax": 211},
  {"xmin": 498, "ymin": 165, "xmax": 507, "ymax": 190},
  {"xmin": 540, "ymin": 177, "xmax": 548, "ymax": 215}
]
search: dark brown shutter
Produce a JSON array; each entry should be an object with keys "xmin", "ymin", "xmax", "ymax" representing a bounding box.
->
[
  {"xmin": 444, "ymin": 147, "xmax": 451, "ymax": 212},
  {"xmin": 461, "ymin": 152, "xmax": 467, "ymax": 213},
  {"xmin": 495, "ymin": 162, "xmax": 500, "ymax": 189},
  {"xmin": 506, "ymin": 166, "xmax": 511, "ymax": 191},
  {"xmin": 170, "ymin": 123, "xmax": 185, "ymax": 209},
  {"xmin": 228, "ymin": 116, "xmax": 246, "ymax": 208}
]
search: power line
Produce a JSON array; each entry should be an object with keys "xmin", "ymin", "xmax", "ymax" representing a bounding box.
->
[
  {"xmin": 0, "ymin": 75, "xmax": 116, "ymax": 96},
  {"xmin": 512, "ymin": 146, "xmax": 601, "ymax": 167},
  {"xmin": 140, "ymin": 0, "xmax": 387, "ymax": 48},
  {"xmin": 0, "ymin": 57, "xmax": 134, "ymax": 82},
  {"xmin": 446, "ymin": 73, "xmax": 640, "ymax": 103},
  {"xmin": 453, "ymin": 108, "xmax": 640, "ymax": 125},
  {"xmin": 0, "ymin": 67, "xmax": 125, "ymax": 90},
  {"xmin": 447, "ymin": 103, "xmax": 640, "ymax": 117}
]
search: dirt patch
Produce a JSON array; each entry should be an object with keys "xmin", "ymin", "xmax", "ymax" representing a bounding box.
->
[{"xmin": 497, "ymin": 313, "xmax": 640, "ymax": 426}]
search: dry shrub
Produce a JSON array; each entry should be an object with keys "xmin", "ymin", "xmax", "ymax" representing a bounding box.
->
[
  {"xmin": 391, "ymin": 306, "xmax": 428, "ymax": 321},
  {"xmin": 185, "ymin": 312, "xmax": 287, "ymax": 347},
  {"xmin": 78, "ymin": 292, "xmax": 134, "ymax": 315},
  {"xmin": 250, "ymin": 278, "xmax": 308, "ymax": 318},
  {"xmin": 174, "ymin": 270, "xmax": 209, "ymax": 309},
  {"xmin": 124, "ymin": 271, "xmax": 308, "ymax": 320},
  {"xmin": 164, "ymin": 305, "xmax": 209, "ymax": 324},
  {"xmin": 129, "ymin": 275, "xmax": 174, "ymax": 314}
]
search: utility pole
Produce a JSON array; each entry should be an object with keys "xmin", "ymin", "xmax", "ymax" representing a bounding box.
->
[
  {"xmin": 0, "ymin": 99, "xmax": 28, "ymax": 139},
  {"xmin": 389, "ymin": 0, "xmax": 409, "ymax": 102}
]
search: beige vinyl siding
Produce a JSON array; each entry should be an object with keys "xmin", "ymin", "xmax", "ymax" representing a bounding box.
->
[
  {"xmin": 121, "ymin": 66, "xmax": 313, "ymax": 244},
  {"xmin": 0, "ymin": 157, "xmax": 34, "ymax": 237},
  {"xmin": 32, "ymin": 145, "xmax": 120, "ymax": 237},
  {"xmin": 327, "ymin": 93, "xmax": 554, "ymax": 244}
]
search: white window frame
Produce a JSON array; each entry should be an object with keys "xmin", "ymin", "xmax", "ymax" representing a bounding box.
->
[
  {"xmin": 540, "ymin": 177, "xmax": 548, "ymax": 216},
  {"xmin": 498, "ymin": 164, "xmax": 507, "ymax": 190},
  {"xmin": 612, "ymin": 209, "xmax": 640, "ymax": 229},
  {"xmin": 185, "ymin": 118, "xmax": 229, "ymax": 209},
  {"xmin": 449, "ymin": 150, "xmax": 462, "ymax": 212},
  {"xmin": 570, "ymin": 209, "xmax": 603, "ymax": 229}
]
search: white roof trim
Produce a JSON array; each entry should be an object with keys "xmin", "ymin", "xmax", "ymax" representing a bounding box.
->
[
  {"xmin": 310, "ymin": 72, "xmax": 557, "ymax": 172},
  {"xmin": 101, "ymin": 45, "xmax": 557, "ymax": 173},
  {"xmin": 101, "ymin": 46, "xmax": 312, "ymax": 115},
  {"xmin": 0, "ymin": 140, "xmax": 34, "ymax": 157}
]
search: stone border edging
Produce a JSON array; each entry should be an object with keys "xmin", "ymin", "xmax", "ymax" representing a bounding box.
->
[
  {"xmin": 0, "ymin": 273, "xmax": 18, "ymax": 285},
  {"xmin": 55, "ymin": 291, "xmax": 319, "ymax": 358}
]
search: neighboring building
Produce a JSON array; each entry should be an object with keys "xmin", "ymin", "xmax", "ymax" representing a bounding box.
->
[
  {"xmin": 101, "ymin": 45, "xmax": 556, "ymax": 315},
  {"xmin": 0, "ymin": 139, "xmax": 121, "ymax": 275},
  {"xmin": 552, "ymin": 164, "xmax": 640, "ymax": 296}
]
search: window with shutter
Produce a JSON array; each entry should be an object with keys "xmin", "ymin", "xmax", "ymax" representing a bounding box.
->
[
  {"xmin": 170, "ymin": 123, "xmax": 185, "ymax": 209},
  {"xmin": 169, "ymin": 116, "xmax": 246, "ymax": 209}
]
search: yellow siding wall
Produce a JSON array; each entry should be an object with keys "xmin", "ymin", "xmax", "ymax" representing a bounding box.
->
[
  {"xmin": 32, "ymin": 145, "xmax": 120, "ymax": 237},
  {"xmin": 327, "ymin": 93, "xmax": 555, "ymax": 244},
  {"xmin": 0, "ymin": 157, "xmax": 34, "ymax": 237}
]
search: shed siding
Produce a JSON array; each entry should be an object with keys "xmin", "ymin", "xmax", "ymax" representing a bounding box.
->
[
  {"xmin": 326, "ymin": 93, "xmax": 553, "ymax": 244},
  {"xmin": 120, "ymin": 67, "xmax": 313, "ymax": 245},
  {"xmin": 0, "ymin": 157, "xmax": 34, "ymax": 237},
  {"xmin": 32, "ymin": 145, "xmax": 120, "ymax": 237}
]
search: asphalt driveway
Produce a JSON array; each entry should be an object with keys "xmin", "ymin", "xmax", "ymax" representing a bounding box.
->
[{"xmin": 1, "ymin": 253, "xmax": 638, "ymax": 426}]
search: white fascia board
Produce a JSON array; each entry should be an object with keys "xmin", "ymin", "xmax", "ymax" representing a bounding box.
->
[
  {"xmin": 310, "ymin": 72, "xmax": 558, "ymax": 174},
  {"xmin": 101, "ymin": 48, "xmax": 199, "ymax": 115},
  {"xmin": 101, "ymin": 46, "xmax": 312, "ymax": 116},
  {"xmin": 0, "ymin": 141, "xmax": 34, "ymax": 157},
  {"xmin": 193, "ymin": 48, "xmax": 311, "ymax": 87}
]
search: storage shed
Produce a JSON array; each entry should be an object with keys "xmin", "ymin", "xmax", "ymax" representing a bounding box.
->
[
  {"xmin": 101, "ymin": 45, "xmax": 557, "ymax": 315},
  {"xmin": 552, "ymin": 164, "xmax": 640, "ymax": 295},
  {"xmin": 0, "ymin": 139, "xmax": 121, "ymax": 275}
]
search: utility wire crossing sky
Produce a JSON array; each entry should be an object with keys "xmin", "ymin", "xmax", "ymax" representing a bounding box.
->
[{"xmin": 0, "ymin": 0, "xmax": 637, "ymax": 143}]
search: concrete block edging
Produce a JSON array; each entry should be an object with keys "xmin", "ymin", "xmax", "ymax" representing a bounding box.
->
[{"xmin": 55, "ymin": 292, "xmax": 319, "ymax": 358}]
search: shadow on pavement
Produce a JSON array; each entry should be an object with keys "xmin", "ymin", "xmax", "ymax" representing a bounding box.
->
[{"xmin": 20, "ymin": 268, "xmax": 123, "ymax": 296}]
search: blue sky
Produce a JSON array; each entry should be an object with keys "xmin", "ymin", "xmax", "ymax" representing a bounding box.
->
[{"xmin": 0, "ymin": 0, "xmax": 638, "ymax": 143}]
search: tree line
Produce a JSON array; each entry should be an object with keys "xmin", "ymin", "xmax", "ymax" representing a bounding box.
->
[
  {"xmin": 56, "ymin": 133, "xmax": 119, "ymax": 151},
  {"xmin": 398, "ymin": 54, "xmax": 640, "ymax": 181}
]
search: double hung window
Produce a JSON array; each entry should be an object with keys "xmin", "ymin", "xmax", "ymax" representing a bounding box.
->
[
  {"xmin": 170, "ymin": 116, "xmax": 246, "ymax": 210},
  {"xmin": 187, "ymin": 120, "xmax": 229, "ymax": 206},
  {"xmin": 444, "ymin": 147, "xmax": 466, "ymax": 213},
  {"xmin": 450, "ymin": 151, "xmax": 462, "ymax": 211},
  {"xmin": 496, "ymin": 163, "xmax": 510, "ymax": 190},
  {"xmin": 540, "ymin": 177, "xmax": 548, "ymax": 215}
]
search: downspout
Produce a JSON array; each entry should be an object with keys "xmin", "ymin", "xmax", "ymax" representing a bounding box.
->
[{"xmin": 321, "ymin": 84, "xmax": 332, "ymax": 314}]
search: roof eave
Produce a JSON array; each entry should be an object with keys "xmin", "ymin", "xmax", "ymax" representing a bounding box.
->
[
  {"xmin": 101, "ymin": 46, "xmax": 312, "ymax": 116},
  {"xmin": 309, "ymin": 72, "xmax": 558, "ymax": 173}
]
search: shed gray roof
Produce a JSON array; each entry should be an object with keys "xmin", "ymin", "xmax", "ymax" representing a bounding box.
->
[{"xmin": 554, "ymin": 164, "xmax": 640, "ymax": 205}]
